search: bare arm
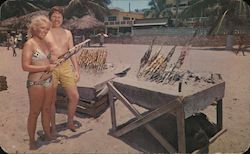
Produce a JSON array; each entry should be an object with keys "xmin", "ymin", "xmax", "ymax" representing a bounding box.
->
[
  {"xmin": 22, "ymin": 41, "xmax": 50, "ymax": 72},
  {"xmin": 67, "ymin": 30, "xmax": 80, "ymax": 81}
]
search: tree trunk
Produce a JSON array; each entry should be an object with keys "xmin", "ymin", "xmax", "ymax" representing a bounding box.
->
[
  {"xmin": 226, "ymin": 35, "xmax": 233, "ymax": 51},
  {"xmin": 175, "ymin": 0, "xmax": 179, "ymax": 27}
]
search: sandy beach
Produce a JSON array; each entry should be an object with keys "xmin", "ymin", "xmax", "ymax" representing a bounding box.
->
[{"xmin": 0, "ymin": 44, "xmax": 249, "ymax": 153}]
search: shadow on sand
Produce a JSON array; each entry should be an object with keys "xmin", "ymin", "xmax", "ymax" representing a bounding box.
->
[
  {"xmin": 192, "ymin": 46, "xmax": 250, "ymax": 53},
  {"xmin": 36, "ymin": 120, "xmax": 92, "ymax": 148},
  {"xmin": 112, "ymin": 113, "xmax": 217, "ymax": 153},
  {"xmin": 56, "ymin": 105, "xmax": 108, "ymax": 119}
]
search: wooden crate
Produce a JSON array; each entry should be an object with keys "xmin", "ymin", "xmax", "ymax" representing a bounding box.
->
[
  {"xmin": 76, "ymin": 95, "xmax": 109, "ymax": 118},
  {"xmin": 0, "ymin": 76, "xmax": 8, "ymax": 91},
  {"xmin": 55, "ymin": 95, "xmax": 68, "ymax": 109},
  {"xmin": 56, "ymin": 74, "xmax": 113, "ymax": 101},
  {"xmin": 56, "ymin": 91, "xmax": 109, "ymax": 118},
  {"xmin": 55, "ymin": 62, "xmax": 131, "ymax": 117}
]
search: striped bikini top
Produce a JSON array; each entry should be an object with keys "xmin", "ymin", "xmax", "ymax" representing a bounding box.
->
[{"xmin": 32, "ymin": 49, "xmax": 51, "ymax": 61}]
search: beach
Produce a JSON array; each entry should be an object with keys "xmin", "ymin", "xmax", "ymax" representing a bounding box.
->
[{"xmin": 0, "ymin": 44, "xmax": 249, "ymax": 153}]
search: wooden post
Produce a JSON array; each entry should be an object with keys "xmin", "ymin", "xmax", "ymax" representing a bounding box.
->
[
  {"xmin": 107, "ymin": 82, "xmax": 177, "ymax": 153},
  {"xmin": 176, "ymin": 106, "xmax": 186, "ymax": 153},
  {"xmin": 108, "ymin": 83, "xmax": 117, "ymax": 131},
  {"xmin": 216, "ymin": 99, "xmax": 223, "ymax": 131}
]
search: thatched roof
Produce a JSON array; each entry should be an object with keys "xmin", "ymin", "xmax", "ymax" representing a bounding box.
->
[
  {"xmin": 1, "ymin": 12, "xmax": 104, "ymax": 31},
  {"xmin": 0, "ymin": 10, "xmax": 48, "ymax": 30},
  {"xmin": 63, "ymin": 15, "xmax": 104, "ymax": 30}
]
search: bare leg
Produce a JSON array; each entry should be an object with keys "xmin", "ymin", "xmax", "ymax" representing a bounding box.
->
[
  {"xmin": 12, "ymin": 48, "xmax": 15, "ymax": 57},
  {"xmin": 50, "ymin": 87, "xmax": 57, "ymax": 136},
  {"xmin": 41, "ymin": 86, "xmax": 54, "ymax": 140},
  {"xmin": 13, "ymin": 46, "xmax": 17, "ymax": 56},
  {"xmin": 27, "ymin": 87, "xmax": 44, "ymax": 150},
  {"xmin": 235, "ymin": 49, "xmax": 239, "ymax": 55},
  {"xmin": 64, "ymin": 86, "xmax": 79, "ymax": 131},
  {"xmin": 242, "ymin": 48, "xmax": 245, "ymax": 56}
]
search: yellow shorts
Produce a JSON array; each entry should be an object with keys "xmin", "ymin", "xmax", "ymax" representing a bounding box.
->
[{"xmin": 52, "ymin": 60, "xmax": 76, "ymax": 88}]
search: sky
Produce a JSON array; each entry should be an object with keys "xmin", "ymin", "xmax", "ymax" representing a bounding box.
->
[{"xmin": 109, "ymin": 0, "xmax": 151, "ymax": 12}]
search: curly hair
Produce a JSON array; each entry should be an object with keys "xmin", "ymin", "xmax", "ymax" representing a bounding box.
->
[
  {"xmin": 49, "ymin": 6, "xmax": 64, "ymax": 19},
  {"xmin": 27, "ymin": 15, "xmax": 51, "ymax": 39}
]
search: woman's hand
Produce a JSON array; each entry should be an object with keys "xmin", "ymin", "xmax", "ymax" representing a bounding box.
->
[
  {"xmin": 47, "ymin": 63, "xmax": 57, "ymax": 72},
  {"xmin": 49, "ymin": 54, "xmax": 58, "ymax": 64}
]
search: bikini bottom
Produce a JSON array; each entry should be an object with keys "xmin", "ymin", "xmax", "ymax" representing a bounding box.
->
[{"xmin": 26, "ymin": 76, "xmax": 52, "ymax": 88}]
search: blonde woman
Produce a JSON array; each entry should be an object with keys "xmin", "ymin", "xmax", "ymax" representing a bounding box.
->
[{"xmin": 22, "ymin": 15, "xmax": 56, "ymax": 150}]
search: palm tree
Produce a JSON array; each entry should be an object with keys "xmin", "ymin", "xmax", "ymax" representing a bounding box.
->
[
  {"xmin": 175, "ymin": 0, "xmax": 180, "ymax": 24},
  {"xmin": 144, "ymin": 0, "xmax": 173, "ymax": 18},
  {"xmin": 35, "ymin": 0, "xmax": 69, "ymax": 8},
  {"xmin": 180, "ymin": 0, "xmax": 250, "ymax": 50},
  {"xmin": 243, "ymin": 0, "xmax": 250, "ymax": 5},
  {"xmin": 63, "ymin": 0, "xmax": 111, "ymax": 21},
  {"xmin": 0, "ymin": 0, "xmax": 111, "ymax": 21},
  {"xmin": 0, "ymin": 0, "xmax": 42, "ymax": 21}
]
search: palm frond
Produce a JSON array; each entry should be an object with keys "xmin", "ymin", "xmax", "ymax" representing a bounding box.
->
[
  {"xmin": 180, "ymin": 0, "xmax": 218, "ymax": 19},
  {"xmin": 26, "ymin": 1, "xmax": 42, "ymax": 10},
  {"xmin": 88, "ymin": 0, "xmax": 107, "ymax": 11},
  {"xmin": 214, "ymin": 10, "xmax": 228, "ymax": 35},
  {"xmin": 207, "ymin": 10, "xmax": 228, "ymax": 35},
  {"xmin": 159, "ymin": 9, "xmax": 173, "ymax": 18}
]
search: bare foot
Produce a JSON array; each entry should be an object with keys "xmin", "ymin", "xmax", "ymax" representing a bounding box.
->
[
  {"xmin": 67, "ymin": 124, "xmax": 77, "ymax": 132},
  {"xmin": 51, "ymin": 128, "xmax": 58, "ymax": 138},
  {"xmin": 45, "ymin": 133, "xmax": 59, "ymax": 141},
  {"xmin": 39, "ymin": 134, "xmax": 56, "ymax": 142},
  {"xmin": 29, "ymin": 141, "xmax": 38, "ymax": 150},
  {"xmin": 51, "ymin": 131, "xmax": 58, "ymax": 138}
]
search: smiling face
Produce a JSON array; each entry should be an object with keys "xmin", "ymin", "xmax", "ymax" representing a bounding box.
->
[
  {"xmin": 28, "ymin": 15, "xmax": 51, "ymax": 39},
  {"xmin": 36, "ymin": 23, "xmax": 51, "ymax": 39},
  {"xmin": 50, "ymin": 11, "xmax": 63, "ymax": 28}
]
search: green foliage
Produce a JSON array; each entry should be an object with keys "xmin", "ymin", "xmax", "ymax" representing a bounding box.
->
[
  {"xmin": 179, "ymin": 0, "xmax": 250, "ymax": 35},
  {"xmin": 0, "ymin": 0, "xmax": 110, "ymax": 21},
  {"xmin": 144, "ymin": 0, "xmax": 173, "ymax": 18},
  {"xmin": 64, "ymin": 0, "xmax": 110, "ymax": 21},
  {"xmin": 180, "ymin": 0, "xmax": 218, "ymax": 19},
  {"xmin": 0, "ymin": 0, "xmax": 42, "ymax": 20}
]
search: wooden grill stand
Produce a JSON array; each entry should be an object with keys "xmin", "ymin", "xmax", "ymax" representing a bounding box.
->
[{"xmin": 107, "ymin": 79, "xmax": 226, "ymax": 153}]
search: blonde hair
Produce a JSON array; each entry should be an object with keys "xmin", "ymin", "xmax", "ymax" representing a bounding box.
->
[{"xmin": 27, "ymin": 15, "xmax": 51, "ymax": 39}]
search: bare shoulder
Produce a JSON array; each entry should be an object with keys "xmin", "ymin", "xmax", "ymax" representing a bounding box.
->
[
  {"xmin": 23, "ymin": 39, "xmax": 33, "ymax": 49},
  {"xmin": 45, "ymin": 31, "xmax": 53, "ymax": 42},
  {"xmin": 46, "ymin": 30, "xmax": 53, "ymax": 38},
  {"xmin": 22, "ymin": 39, "xmax": 34, "ymax": 54},
  {"xmin": 64, "ymin": 29, "xmax": 73, "ymax": 36}
]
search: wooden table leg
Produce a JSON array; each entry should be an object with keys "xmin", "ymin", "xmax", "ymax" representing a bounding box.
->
[
  {"xmin": 176, "ymin": 106, "xmax": 186, "ymax": 153},
  {"xmin": 107, "ymin": 82, "xmax": 178, "ymax": 153},
  {"xmin": 109, "ymin": 88, "xmax": 117, "ymax": 131},
  {"xmin": 216, "ymin": 99, "xmax": 223, "ymax": 131}
]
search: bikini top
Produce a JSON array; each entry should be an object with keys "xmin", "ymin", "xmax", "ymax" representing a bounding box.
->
[{"xmin": 32, "ymin": 49, "xmax": 51, "ymax": 61}]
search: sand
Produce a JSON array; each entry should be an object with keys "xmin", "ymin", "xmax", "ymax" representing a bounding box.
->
[{"xmin": 0, "ymin": 44, "xmax": 249, "ymax": 153}]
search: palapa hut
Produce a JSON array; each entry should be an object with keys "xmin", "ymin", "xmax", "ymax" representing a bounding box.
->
[
  {"xmin": 63, "ymin": 15, "xmax": 104, "ymax": 30},
  {"xmin": 0, "ymin": 10, "xmax": 48, "ymax": 45},
  {"xmin": 63, "ymin": 15, "xmax": 104, "ymax": 44},
  {"xmin": 0, "ymin": 10, "xmax": 49, "ymax": 31},
  {"xmin": 1, "ymin": 12, "xmax": 104, "ymax": 44}
]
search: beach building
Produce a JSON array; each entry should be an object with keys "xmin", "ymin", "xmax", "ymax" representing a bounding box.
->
[
  {"xmin": 104, "ymin": 9, "xmax": 171, "ymax": 36},
  {"xmin": 104, "ymin": 8, "xmax": 144, "ymax": 36},
  {"xmin": 104, "ymin": 1, "xmax": 208, "ymax": 36}
]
